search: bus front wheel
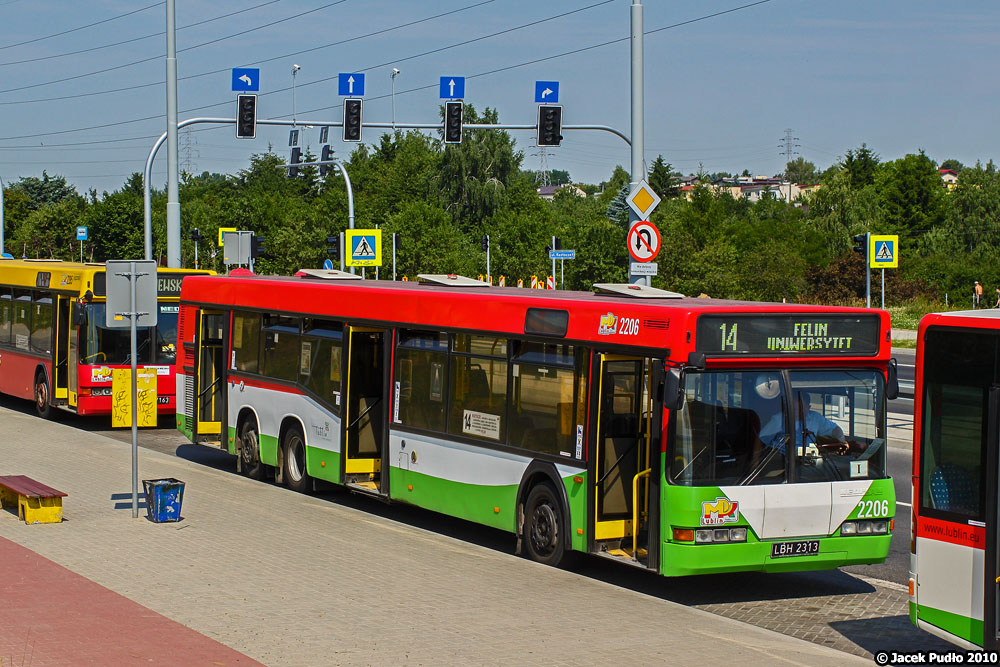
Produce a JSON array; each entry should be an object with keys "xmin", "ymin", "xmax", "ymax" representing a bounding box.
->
[
  {"xmin": 239, "ymin": 418, "xmax": 265, "ymax": 481},
  {"xmin": 34, "ymin": 371, "xmax": 52, "ymax": 420},
  {"xmin": 523, "ymin": 482, "xmax": 565, "ymax": 566},
  {"xmin": 282, "ymin": 424, "xmax": 310, "ymax": 494}
]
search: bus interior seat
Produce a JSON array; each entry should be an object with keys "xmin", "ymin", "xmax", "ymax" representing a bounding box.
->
[{"xmin": 929, "ymin": 464, "xmax": 977, "ymax": 514}]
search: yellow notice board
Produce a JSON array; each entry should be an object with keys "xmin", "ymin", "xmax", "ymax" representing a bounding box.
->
[
  {"xmin": 345, "ymin": 229, "xmax": 382, "ymax": 267},
  {"xmin": 869, "ymin": 235, "xmax": 899, "ymax": 269},
  {"xmin": 112, "ymin": 369, "xmax": 158, "ymax": 428},
  {"xmin": 218, "ymin": 227, "xmax": 237, "ymax": 246}
]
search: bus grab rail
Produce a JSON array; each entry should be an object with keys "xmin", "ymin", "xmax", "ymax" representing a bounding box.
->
[
  {"xmin": 348, "ymin": 396, "xmax": 381, "ymax": 431},
  {"xmin": 632, "ymin": 468, "xmax": 651, "ymax": 557}
]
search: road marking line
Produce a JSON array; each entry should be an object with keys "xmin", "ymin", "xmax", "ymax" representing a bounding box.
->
[{"xmin": 854, "ymin": 574, "xmax": 909, "ymax": 593}]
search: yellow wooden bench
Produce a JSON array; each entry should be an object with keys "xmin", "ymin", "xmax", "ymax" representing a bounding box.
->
[{"xmin": 0, "ymin": 475, "xmax": 66, "ymax": 524}]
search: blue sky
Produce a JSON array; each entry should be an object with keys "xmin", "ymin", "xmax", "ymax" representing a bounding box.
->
[{"xmin": 0, "ymin": 0, "xmax": 996, "ymax": 195}]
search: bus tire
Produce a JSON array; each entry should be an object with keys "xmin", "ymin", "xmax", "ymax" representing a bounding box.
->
[
  {"xmin": 239, "ymin": 417, "xmax": 265, "ymax": 481},
  {"xmin": 282, "ymin": 424, "xmax": 310, "ymax": 494},
  {"xmin": 523, "ymin": 482, "xmax": 566, "ymax": 567},
  {"xmin": 34, "ymin": 370, "xmax": 52, "ymax": 420}
]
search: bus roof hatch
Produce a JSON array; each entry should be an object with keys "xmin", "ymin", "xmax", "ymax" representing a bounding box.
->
[
  {"xmin": 417, "ymin": 274, "xmax": 490, "ymax": 287},
  {"xmin": 592, "ymin": 283, "xmax": 684, "ymax": 299},
  {"xmin": 297, "ymin": 268, "xmax": 363, "ymax": 280}
]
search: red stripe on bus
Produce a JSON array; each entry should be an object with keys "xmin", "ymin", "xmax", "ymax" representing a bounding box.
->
[
  {"xmin": 232, "ymin": 375, "xmax": 305, "ymax": 395},
  {"xmin": 916, "ymin": 515, "xmax": 985, "ymax": 550}
]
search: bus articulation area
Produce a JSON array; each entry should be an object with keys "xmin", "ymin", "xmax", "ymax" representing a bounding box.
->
[
  {"xmin": 910, "ymin": 310, "xmax": 1000, "ymax": 649},
  {"xmin": 178, "ymin": 271, "xmax": 897, "ymax": 576},
  {"xmin": 0, "ymin": 259, "xmax": 211, "ymax": 418}
]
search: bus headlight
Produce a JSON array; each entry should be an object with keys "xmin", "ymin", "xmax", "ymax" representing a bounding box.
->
[
  {"xmin": 840, "ymin": 520, "xmax": 889, "ymax": 536},
  {"xmin": 693, "ymin": 528, "xmax": 747, "ymax": 543}
]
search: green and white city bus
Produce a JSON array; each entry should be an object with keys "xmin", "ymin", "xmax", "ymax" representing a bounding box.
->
[{"xmin": 177, "ymin": 271, "xmax": 896, "ymax": 575}]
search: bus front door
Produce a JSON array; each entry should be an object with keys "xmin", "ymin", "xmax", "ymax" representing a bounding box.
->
[
  {"xmin": 194, "ymin": 310, "xmax": 224, "ymax": 444},
  {"xmin": 343, "ymin": 326, "xmax": 386, "ymax": 494},
  {"xmin": 593, "ymin": 354, "xmax": 660, "ymax": 568},
  {"xmin": 54, "ymin": 296, "xmax": 74, "ymax": 405}
]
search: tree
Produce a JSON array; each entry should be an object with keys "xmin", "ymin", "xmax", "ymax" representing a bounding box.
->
[
  {"xmin": 784, "ymin": 157, "xmax": 819, "ymax": 185},
  {"xmin": 12, "ymin": 171, "xmax": 80, "ymax": 210},
  {"xmin": 878, "ymin": 150, "xmax": 946, "ymax": 235},
  {"xmin": 841, "ymin": 144, "xmax": 880, "ymax": 189},
  {"xmin": 648, "ymin": 155, "xmax": 679, "ymax": 199},
  {"xmin": 939, "ymin": 158, "xmax": 964, "ymax": 173}
]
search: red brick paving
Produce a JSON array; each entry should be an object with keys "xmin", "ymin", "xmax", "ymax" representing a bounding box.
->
[{"xmin": 0, "ymin": 536, "xmax": 265, "ymax": 666}]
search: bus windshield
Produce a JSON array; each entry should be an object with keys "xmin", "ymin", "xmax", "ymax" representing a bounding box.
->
[
  {"xmin": 670, "ymin": 369, "xmax": 887, "ymax": 486},
  {"xmin": 80, "ymin": 303, "xmax": 177, "ymax": 365}
]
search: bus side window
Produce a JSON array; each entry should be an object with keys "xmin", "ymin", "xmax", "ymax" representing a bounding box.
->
[
  {"xmin": 0, "ymin": 288, "xmax": 12, "ymax": 345},
  {"xmin": 232, "ymin": 311, "xmax": 261, "ymax": 374}
]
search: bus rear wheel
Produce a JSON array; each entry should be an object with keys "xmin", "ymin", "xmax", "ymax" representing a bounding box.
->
[
  {"xmin": 239, "ymin": 418, "xmax": 265, "ymax": 481},
  {"xmin": 523, "ymin": 482, "xmax": 565, "ymax": 566},
  {"xmin": 34, "ymin": 371, "xmax": 52, "ymax": 420},
  {"xmin": 282, "ymin": 425, "xmax": 310, "ymax": 494}
]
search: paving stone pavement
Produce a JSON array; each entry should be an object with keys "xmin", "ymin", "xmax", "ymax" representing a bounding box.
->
[{"xmin": 0, "ymin": 404, "xmax": 868, "ymax": 667}]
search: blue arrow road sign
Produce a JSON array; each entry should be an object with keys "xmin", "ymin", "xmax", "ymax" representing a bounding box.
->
[
  {"xmin": 439, "ymin": 76, "xmax": 465, "ymax": 99},
  {"xmin": 232, "ymin": 68, "xmax": 260, "ymax": 92},
  {"xmin": 534, "ymin": 80, "xmax": 559, "ymax": 103},
  {"xmin": 76, "ymin": 226, "xmax": 88, "ymax": 241},
  {"xmin": 548, "ymin": 249, "xmax": 575, "ymax": 260},
  {"xmin": 323, "ymin": 258, "xmax": 334, "ymax": 270},
  {"xmin": 338, "ymin": 73, "xmax": 365, "ymax": 96}
]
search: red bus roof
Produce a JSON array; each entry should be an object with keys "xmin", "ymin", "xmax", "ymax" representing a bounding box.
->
[{"xmin": 181, "ymin": 273, "xmax": 890, "ymax": 358}]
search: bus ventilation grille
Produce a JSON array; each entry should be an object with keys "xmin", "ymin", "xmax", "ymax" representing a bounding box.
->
[
  {"xmin": 184, "ymin": 374, "xmax": 194, "ymax": 422},
  {"xmin": 643, "ymin": 319, "xmax": 669, "ymax": 330}
]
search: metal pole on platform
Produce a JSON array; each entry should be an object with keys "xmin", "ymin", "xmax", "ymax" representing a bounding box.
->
[{"xmin": 129, "ymin": 262, "xmax": 139, "ymax": 518}]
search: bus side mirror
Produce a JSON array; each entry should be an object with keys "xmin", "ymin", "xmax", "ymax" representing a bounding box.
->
[
  {"xmin": 72, "ymin": 302, "xmax": 87, "ymax": 326},
  {"xmin": 664, "ymin": 368, "xmax": 685, "ymax": 411},
  {"xmin": 886, "ymin": 358, "xmax": 899, "ymax": 401}
]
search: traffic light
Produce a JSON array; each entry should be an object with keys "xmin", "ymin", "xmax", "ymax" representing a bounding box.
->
[
  {"xmin": 852, "ymin": 233, "xmax": 867, "ymax": 255},
  {"xmin": 326, "ymin": 235, "xmax": 340, "ymax": 261},
  {"xmin": 554, "ymin": 237, "xmax": 562, "ymax": 250},
  {"xmin": 343, "ymin": 98, "xmax": 363, "ymax": 142},
  {"xmin": 320, "ymin": 145, "xmax": 333, "ymax": 177},
  {"xmin": 444, "ymin": 101, "xmax": 463, "ymax": 144},
  {"xmin": 189, "ymin": 228, "xmax": 203, "ymax": 242},
  {"xmin": 236, "ymin": 94, "xmax": 257, "ymax": 139},
  {"xmin": 289, "ymin": 146, "xmax": 301, "ymax": 178},
  {"xmin": 393, "ymin": 234, "xmax": 401, "ymax": 253},
  {"xmin": 481, "ymin": 236, "xmax": 489, "ymax": 252},
  {"xmin": 251, "ymin": 235, "xmax": 266, "ymax": 258},
  {"xmin": 537, "ymin": 104, "xmax": 563, "ymax": 146}
]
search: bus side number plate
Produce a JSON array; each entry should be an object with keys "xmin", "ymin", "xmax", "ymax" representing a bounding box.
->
[{"xmin": 770, "ymin": 540, "xmax": 820, "ymax": 558}]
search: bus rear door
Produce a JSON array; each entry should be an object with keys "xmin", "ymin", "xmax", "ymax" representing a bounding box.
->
[
  {"xmin": 54, "ymin": 295, "xmax": 75, "ymax": 406},
  {"xmin": 194, "ymin": 310, "xmax": 225, "ymax": 444},
  {"xmin": 593, "ymin": 354, "xmax": 661, "ymax": 568}
]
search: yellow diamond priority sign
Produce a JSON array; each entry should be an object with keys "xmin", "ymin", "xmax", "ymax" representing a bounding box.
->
[{"xmin": 626, "ymin": 179, "xmax": 661, "ymax": 219}]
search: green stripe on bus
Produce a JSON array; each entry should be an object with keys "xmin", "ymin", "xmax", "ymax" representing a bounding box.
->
[
  {"xmin": 916, "ymin": 604, "xmax": 983, "ymax": 647},
  {"xmin": 305, "ymin": 446, "xmax": 340, "ymax": 485}
]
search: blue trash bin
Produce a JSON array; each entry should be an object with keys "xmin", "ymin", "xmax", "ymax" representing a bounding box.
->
[{"xmin": 142, "ymin": 478, "xmax": 184, "ymax": 522}]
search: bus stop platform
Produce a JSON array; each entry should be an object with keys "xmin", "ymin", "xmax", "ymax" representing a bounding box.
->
[{"xmin": 0, "ymin": 404, "xmax": 868, "ymax": 666}]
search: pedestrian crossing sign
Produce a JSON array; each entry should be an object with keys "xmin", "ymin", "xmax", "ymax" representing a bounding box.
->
[
  {"xmin": 346, "ymin": 229, "xmax": 382, "ymax": 267},
  {"xmin": 869, "ymin": 234, "xmax": 898, "ymax": 268}
]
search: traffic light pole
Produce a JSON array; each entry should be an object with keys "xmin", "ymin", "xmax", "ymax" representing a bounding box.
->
[{"xmin": 144, "ymin": 118, "xmax": 630, "ymax": 267}]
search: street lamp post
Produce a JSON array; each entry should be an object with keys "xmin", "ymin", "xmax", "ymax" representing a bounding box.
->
[{"xmin": 390, "ymin": 68, "xmax": 400, "ymax": 131}]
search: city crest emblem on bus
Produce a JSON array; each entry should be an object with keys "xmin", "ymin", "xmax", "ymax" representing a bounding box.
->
[
  {"xmin": 92, "ymin": 367, "xmax": 113, "ymax": 383},
  {"xmin": 598, "ymin": 312, "xmax": 618, "ymax": 336},
  {"xmin": 702, "ymin": 497, "xmax": 740, "ymax": 525}
]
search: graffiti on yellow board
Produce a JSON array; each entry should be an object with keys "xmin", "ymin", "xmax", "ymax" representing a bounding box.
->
[{"xmin": 112, "ymin": 369, "xmax": 158, "ymax": 428}]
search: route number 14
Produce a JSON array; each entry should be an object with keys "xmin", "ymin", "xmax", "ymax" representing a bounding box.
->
[{"xmin": 719, "ymin": 323, "xmax": 738, "ymax": 351}]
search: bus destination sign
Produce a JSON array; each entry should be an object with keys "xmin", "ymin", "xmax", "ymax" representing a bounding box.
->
[{"xmin": 696, "ymin": 314, "xmax": 881, "ymax": 356}]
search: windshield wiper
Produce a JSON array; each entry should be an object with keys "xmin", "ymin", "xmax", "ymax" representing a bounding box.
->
[{"xmin": 740, "ymin": 435, "xmax": 788, "ymax": 485}]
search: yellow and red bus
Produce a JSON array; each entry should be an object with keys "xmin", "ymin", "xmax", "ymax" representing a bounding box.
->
[
  {"xmin": 910, "ymin": 310, "xmax": 1000, "ymax": 649},
  {"xmin": 177, "ymin": 271, "xmax": 899, "ymax": 576},
  {"xmin": 0, "ymin": 259, "xmax": 212, "ymax": 418}
]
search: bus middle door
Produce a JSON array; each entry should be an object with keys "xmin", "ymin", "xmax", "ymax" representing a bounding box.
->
[
  {"xmin": 342, "ymin": 325, "xmax": 387, "ymax": 494},
  {"xmin": 593, "ymin": 354, "xmax": 659, "ymax": 567}
]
